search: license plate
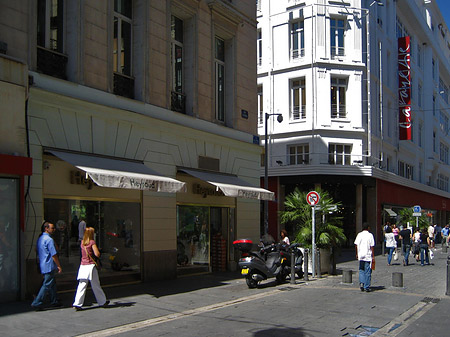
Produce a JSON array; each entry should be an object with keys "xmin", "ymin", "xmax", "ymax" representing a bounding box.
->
[{"xmin": 241, "ymin": 268, "xmax": 249, "ymax": 275}]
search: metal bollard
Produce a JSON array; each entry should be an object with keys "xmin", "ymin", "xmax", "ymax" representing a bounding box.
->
[
  {"xmin": 446, "ymin": 256, "xmax": 450, "ymax": 296},
  {"xmin": 317, "ymin": 248, "xmax": 321, "ymax": 278},
  {"xmin": 392, "ymin": 272, "xmax": 403, "ymax": 287},
  {"xmin": 304, "ymin": 249, "xmax": 309, "ymax": 281},
  {"xmin": 290, "ymin": 249, "xmax": 295, "ymax": 285},
  {"xmin": 342, "ymin": 270, "xmax": 352, "ymax": 283}
]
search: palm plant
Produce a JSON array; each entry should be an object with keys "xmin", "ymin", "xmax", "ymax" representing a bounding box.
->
[
  {"xmin": 398, "ymin": 207, "xmax": 429, "ymax": 230},
  {"xmin": 280, "ymin": 187, "xmax": 346, "ymax": 249}
]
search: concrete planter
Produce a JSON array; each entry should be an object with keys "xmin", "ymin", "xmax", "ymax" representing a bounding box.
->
[{"xmin": 301, "ymin": 247, "xmax": 331, "ymax": 275}]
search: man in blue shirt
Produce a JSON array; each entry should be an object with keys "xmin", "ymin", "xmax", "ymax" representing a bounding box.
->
[
  {"xmin": 442, "ymin": 224, "xmax": 450, "ymax": 247},
  {"xmin": 31, "ymin": 222, "xmax": 63, "ymax": 310}
]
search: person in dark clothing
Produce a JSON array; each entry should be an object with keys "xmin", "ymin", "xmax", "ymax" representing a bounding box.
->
[
  {"xmin": 419, "ymin": 228, "xmax": 431, "ymax": 266},
  {"xmin": 399, "ymin": 226, "xmax": 412, "ymax": 266}
]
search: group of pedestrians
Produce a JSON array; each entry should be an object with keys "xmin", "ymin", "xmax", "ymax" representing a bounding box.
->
[
  {"xmin": 383, "ymin": 222, "xmax": 439, "ymax": 267},
  {"xmin": 31, "ymin": 220, "xmax": 108, "ymax": 311}
]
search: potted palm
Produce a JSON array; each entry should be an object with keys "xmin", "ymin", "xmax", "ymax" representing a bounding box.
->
[{"xmin": 280, "ymin": 187, "xmax": 346, "ymax": 275}]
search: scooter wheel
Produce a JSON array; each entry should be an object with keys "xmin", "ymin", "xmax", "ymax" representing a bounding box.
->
[{"xmin": 246, "ymin": 276, "xmax": 258, "ymax": 289}]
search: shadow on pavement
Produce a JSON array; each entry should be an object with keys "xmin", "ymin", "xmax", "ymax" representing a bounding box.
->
[{"xmin": 253, "ymin": 327, "xmax": 306, "ymax": 336}]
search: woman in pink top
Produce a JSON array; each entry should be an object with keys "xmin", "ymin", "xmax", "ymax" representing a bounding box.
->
[
  {"xmin": 73, "ymin": 227, "xmax": 109, "ymax": 310},
  {"xmin": 392, "ymin": 224, "xmax": 400, "ymax": 248}
]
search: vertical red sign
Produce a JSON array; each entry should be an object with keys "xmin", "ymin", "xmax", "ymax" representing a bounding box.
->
[{"xmin": 398, "ymin": 36, "xmax": 412, "ymax": 140}]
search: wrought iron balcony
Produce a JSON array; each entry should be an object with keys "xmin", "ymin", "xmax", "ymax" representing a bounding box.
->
[
  {"xmin": 36, "ymin": 46, "xmax": 68, "ymax": 80},
  {"xmin": 113, "ymin": 73, "xmax": 134, "ymax": 99},
  {"xmin": 171, "ymin": 91, "xmax": 186, "ymax": 114}
]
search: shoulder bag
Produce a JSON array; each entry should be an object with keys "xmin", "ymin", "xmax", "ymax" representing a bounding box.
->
[{"xmin": 84, "ymin": 245, "xmax": 103, "ymax": 271}]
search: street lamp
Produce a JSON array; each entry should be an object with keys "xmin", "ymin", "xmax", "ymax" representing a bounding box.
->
[{"xmin": 264, "ymin": 112, "xmax": 283, "ymax": 235}]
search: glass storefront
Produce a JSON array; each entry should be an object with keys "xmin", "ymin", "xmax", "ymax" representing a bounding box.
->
[
  {"xmin": 44, "ymin": 198, "xmax": 141, "ymax": 287},
  {"xmin": 0, "ymin": 178, "xmax": 19, "ymax": 301},
  {"xmin": 176, "ymin": 205, "xmax": 235, "ymax": 272}
]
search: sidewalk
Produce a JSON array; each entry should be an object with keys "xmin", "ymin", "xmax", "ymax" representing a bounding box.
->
[{"xmin": 0, "ymin": 245, "xmax": 448, "ymax": 336}]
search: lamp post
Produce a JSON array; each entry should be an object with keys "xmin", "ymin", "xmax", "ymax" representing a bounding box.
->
[{"xmin": 264, "ymin": 112, "xmax": 283, "ymax": 235}]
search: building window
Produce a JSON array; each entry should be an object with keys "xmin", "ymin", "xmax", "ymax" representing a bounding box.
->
[
  {"xmin": 291, "ymin": 78, "xmax": 306, "ymax": 120},
  {"xmin": 438, "ymin": 174, "xmax": 449, "ymax": 192},
  {"xmin": 419, "ymin": 162, "xmax": 423, "ymax": 183},
  {"xmin": 439, "ymin": 77, "xmax": 449, "ymax": 104},
  {"xmin": 398, "ymin": 161, "xmax": 414, "ymax": 180},
  {"xmin": 171, "ymin": 15, "xmax": 185, "ymax": 113},
  {"xmin": 433, "ymin": 131, "xmax": 436, "ymax": 152},
  {"xmin": 418, "ymin": 84, "xmax": 422, "ymax": 107},
  {"xmin": 328, "ymin": 144, "xmax": 351, "ymax": 165},
  {"xmin": 290, "ymin": 20, "xmax": 304, "ymax": 59},
  {"xmin": 432, "ymin": 58, "xmax": 436, "ymax": 80},
  {"xmin": 330, "ymin": 18, "xmax": 345, "ymax": 57},
  {"xmin": 331, "ymin": 78, "xmax": 347, "ymax": 118},
  {"xmin": 113, "ymin": 0, "xmax": 132, "ymax": 76},
  {"xmin": 433, "ymin": 95, "xmax": 436, "ymax": 116},
  {"xmin": 440, "ymin": 142, "xmax": 449, "ymax": 164},
  {"xmin": 36, "ymin": 0, "xmax": 67, "ymax": 79},
  {"xmin": 418, "ymin": 122, "xmax": 423, "ymax": 147},
  {"xmin": 257, "ymin": 29, "xmax": 262, "ymax": 66},
  {"xmin": 417, "ymin": 44, "xmax": 422, "ymax": 68},
  {"xmin": 289, "ymin": 144, "xmax": 309, "ymax": 165},
  {"xmin": 37, "ymin": 0, "xmax": 64, "ymax": 52},
  {"xmin": 440, "ymin": 111, "xmax": 449, "ymax": 135},
  {"xmin": 215, "ymin": 37, "xmax": 225, "ymax": 122},
  {"xmin": 258, "ymin": 85, "xmax": 263, "ymax": 125}
]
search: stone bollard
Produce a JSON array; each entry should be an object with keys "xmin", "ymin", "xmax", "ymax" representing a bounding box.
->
[
  {"xmin": 317, "ymin": 248, "xmax": 321, "ymax": 278},
  {"xmin": 304, "ymin": 249, "xmax": 309, "ymax": 281},
  {"xmin": 446, "ymin": 256, "xmax": 450, "ymax": 296},
  {"xmin": 392, "ymin": 272, "xmax": 403, "ymax": 287},
  {"xmin": 342, "ymin": 270, "xmax": 352, "ymax": 283}
]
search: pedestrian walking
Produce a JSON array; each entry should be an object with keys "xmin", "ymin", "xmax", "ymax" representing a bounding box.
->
[
  {"xmin": 385, "ymin": 226, "xmax": 396, "ymax": 266},
  {"xmin": 442, "ymin": 224, "xmax": 450, "ymax": 247},
  {"xmin": 73, "ymin": 227, "xmax": 109, "ymax": 310},
  {"xmin": 419, "ymin": 228, "xmax": 431, "ymax": 266},
  {"xmin": 399, "ymin": 225, "xmax": 412, "ymax": 266},
  {"xmin": 413, "ymin": 227, "xmax": 421, "ymax": 262},
  {"xmin": 392, "ymin": 224, "xmax": 400, "ymax": 248},
  {"xmin": 428, "ymin": 224, "xmax": 435, "ymax": 249},
  {"xmin": 31, "ymin": 221, "xmax": 63, "ymax": 311},
  {"xmin": 354, "ymin": 223, "xmax": 375, "ymax": 292}
]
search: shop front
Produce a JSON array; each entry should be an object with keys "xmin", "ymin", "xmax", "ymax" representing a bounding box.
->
[
  {"xmin": 176, "ymin": 169, "xmax": 273, "ymax": 275},
  {"xmin": 39, "ymin": 149, "xmax": 185, "ymax": 290}
]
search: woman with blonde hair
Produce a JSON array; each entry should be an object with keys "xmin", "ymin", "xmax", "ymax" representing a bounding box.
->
[{"xmin": 73, "ymin": 227, "xmax": 109, "ymax": 310}]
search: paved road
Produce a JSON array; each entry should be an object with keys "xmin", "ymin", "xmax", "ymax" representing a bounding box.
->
[{"xmin": 0, "ymin": 246, "xmax": 448, "ymax": 336}]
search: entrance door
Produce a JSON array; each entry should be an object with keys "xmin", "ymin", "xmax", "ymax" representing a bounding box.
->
[{"xmin": 0, "ymin": 178, "xmax": 19, "ymax": 301}]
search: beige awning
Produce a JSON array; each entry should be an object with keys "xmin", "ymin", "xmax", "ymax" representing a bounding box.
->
[
  {"xmin": 48, "ymin": 150, "xmax": 186, "ymax": 193},
  {"xmin": 385, "ymin": 209, "xmax": 397, "ymax": 217},
  {"xmin": 179, "ymin": 168, "xmax": 274, "ymax": 201}
]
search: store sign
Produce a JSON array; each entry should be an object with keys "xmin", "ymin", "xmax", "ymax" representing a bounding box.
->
[
  {"xmin": 193, "ymin": 183, "xmax": 224, "ymax": 198},
  {"xmin": 398, "ymin": 36, "xmax": 412, "ymax": 141},
  {"xmin": 70, "ymin": 170, "xmax": 94, "ymax": 189}
]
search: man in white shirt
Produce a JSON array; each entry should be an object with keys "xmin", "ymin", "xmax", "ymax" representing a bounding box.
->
[{"xmin": 354, "ymin": 223, "xmax": 375, "ymax": 292}]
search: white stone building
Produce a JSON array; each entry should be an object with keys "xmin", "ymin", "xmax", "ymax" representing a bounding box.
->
[{"xmin": 258, "ymin": 0, "xmax": 450, "ymax": 244}]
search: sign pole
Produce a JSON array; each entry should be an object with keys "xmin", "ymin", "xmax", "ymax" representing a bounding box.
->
[{"xmin": 312, "ymin": 205, "xmax": 316, "ymax": 278}]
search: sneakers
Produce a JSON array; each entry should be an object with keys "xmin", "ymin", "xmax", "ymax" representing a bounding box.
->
[
  {"xmin": 102, "ymin": 300, "xmax": 110, "ymax": 308},
  {"xmin": 364, "ymin": 288, "xmax": 372, "ymax": 293},
  {"xmin": 73, "ymin": 306, "xmax": 82, "ymax": 311}
]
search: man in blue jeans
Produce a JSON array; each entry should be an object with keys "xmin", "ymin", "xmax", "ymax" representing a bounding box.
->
[
  {"xmin": 31, "ymin": 221, "xmax": 63, "ymax": 311},
  {"xmin": 354, "ymin": 223, "xmax": 375, "ymax": 292}
]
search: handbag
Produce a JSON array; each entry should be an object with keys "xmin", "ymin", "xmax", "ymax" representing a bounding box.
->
[
  {"xmin": 393, "ymin": 249, "xmax": 399, "ymax": 261},
  {"xmin": 84, "ymin": 245, "xmax": 103, "ymax": 271}
]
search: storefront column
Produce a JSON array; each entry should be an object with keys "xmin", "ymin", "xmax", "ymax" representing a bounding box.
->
[{"xmin": 355, "ymin": 184, "xmax": 363, "ymax": 234}]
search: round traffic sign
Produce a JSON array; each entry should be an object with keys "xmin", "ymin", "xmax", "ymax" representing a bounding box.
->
[{"xmin": 306, "ymin": 191, "xmax": 320, "ymax": 206}]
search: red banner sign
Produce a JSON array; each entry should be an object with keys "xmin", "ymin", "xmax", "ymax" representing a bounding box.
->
[{"xmin": 398, "ymin": 36, "xmax": 411, "ymax": 140}]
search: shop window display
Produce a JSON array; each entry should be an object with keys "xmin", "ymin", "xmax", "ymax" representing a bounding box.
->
[{"xmin": 44, "ymin": 199, "xmax": 141, "ymax": 284}]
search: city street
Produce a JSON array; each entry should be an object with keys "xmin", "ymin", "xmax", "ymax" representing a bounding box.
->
[{"xmin": 1, "ymin": 245, "xmax": 449, "ymax": 337}]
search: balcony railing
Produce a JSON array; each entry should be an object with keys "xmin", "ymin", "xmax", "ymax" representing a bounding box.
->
[
  {"xmin": 267, "ymin": 153, "xmax": 367, "ymax": 168},
  {"xmin": 37, "ymin": 46, "xmax": 68, "ymax": 80},
  {"xmin": 113, "ymin": 73, "xmax": 135, "ymax": 99},
  {"xmin": 171, "ymin": 91, "xmax": 186, "ymax": 114},
  {"xmin": 291, "ymin": 48, "xmax": 305, "ymax": 59},
  {"xmin": 331, "ymin": 104, "xmax": 346, "ymax": 118},
  {"xmin": 292, "ymin": 105, "xmax": 306, "ymax": 120}
]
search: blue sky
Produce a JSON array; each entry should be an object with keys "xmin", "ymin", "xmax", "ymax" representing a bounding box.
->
[{"xmin": 436, "ymin": 0, "xmax": 450, "ymax": 27}]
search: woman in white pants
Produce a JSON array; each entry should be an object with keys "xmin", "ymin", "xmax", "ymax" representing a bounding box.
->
[{"xmin": 73, "ymin": 227, "xmax": 109, "ymax": 310}]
